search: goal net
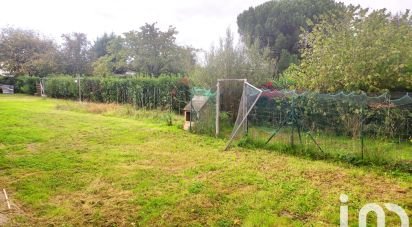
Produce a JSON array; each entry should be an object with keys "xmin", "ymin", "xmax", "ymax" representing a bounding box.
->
[
  {"xmin": 188, "ymin": 79, "xmax": 262, "ymax": 150},
  {"xmin": 216, "ymin": 79, "xmax": 262, "ymax": 150}
]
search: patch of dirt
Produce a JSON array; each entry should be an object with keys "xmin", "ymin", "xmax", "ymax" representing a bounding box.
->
[
  {"xmin": 36, "ymin": 178, "xmax": 138, "ymax": 226},
  {"xmin": 158, "ymin": 194, "xmax": 219, "ymax": 226},
  {"xmin": 26, "ymin": 143, "xmax": 38, "ymax": 152},
  {"xmin": 302, "ymin": 168, "xmax": 411, "ymax": 202},
  {"xmin": 0, "ymin": 213, "xmax": 8, "ymax": 225},
  {"xmin": 0, "ymin": 189, "xmax": 27, "ymax": 226},
  {"xmin": 302, "ymin": 168, "xmax": 348, "ymax": 189}
]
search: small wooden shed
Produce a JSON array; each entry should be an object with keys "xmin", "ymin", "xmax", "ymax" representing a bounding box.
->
[
  {"xmin": 0, "ymin": 84, "xmax": 14, "ymax": 94},
  {"xmin": 183, "ymin": 95, "xmax": 209, "ymax": 130}
]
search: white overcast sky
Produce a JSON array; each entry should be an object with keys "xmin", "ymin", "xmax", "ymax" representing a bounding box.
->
[{"xmin": 0, "ymin": 0, "xmax": 411, "ymax": 51}]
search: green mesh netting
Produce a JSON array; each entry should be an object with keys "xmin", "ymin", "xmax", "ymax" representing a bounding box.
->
[
  {"xmin": 189, "ymin": 83, "xmax": 411, "ymax": 165},
  {"xmin": 191, "ymin": 87, "xmax": 216, "ymax": 98},
  {"xmin": 248, "ymin": 91, "xmax": 412, "ymax": 164},
  {"xmin": 188, "ymin": 87, "xmax": 216, "ymax": 134}
]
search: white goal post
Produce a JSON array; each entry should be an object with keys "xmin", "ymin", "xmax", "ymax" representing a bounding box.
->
[{"xmin": 215, "ymin": 79, "xmax": 263, "ymax": 150}]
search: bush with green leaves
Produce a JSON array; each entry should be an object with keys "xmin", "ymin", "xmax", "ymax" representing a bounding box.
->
[
  {"xmin": 0, "ymin": 76, "xmax": 16, "ymax": 86},
  {"xmin": 10, "ymin": 76, "xmax": 38, "ymax": 94},
  {"xmin": 44, "ymin": 75, "xmax": 190, "ymax": 111},
  {"xmin": 290, "ymin": 7, "xmax": 412, "ymax": 92}
]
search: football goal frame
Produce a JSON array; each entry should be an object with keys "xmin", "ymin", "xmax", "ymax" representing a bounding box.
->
[{"xmin": 215, "ymin": 79, "xmax": 263, "ymax": 150}]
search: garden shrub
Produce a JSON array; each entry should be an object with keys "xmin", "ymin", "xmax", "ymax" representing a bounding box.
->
[
  {"xmin": 13, "ymin": 76, "xmax": 38, "ymax": 94},
  {"xmin": 43, "ymin": 75, "xmax": 190, "ymax": 111}
]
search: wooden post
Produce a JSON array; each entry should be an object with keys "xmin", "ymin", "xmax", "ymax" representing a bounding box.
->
[
  {"xmin": 215, "ymin": 81, "xmax": 220, "ymax": 137},
  {"xmin": 290, "ymin": 97, "xmax": 295, "ymax": 147},
  {"xmin": 78, "ymin": 74, "xmax": 82, "ymax": 102},
  {"xmin": 360, "ymin": 106, "xmax": 364, "ymax": 159},
  {"xmin": 3, "ymin": 188, "xmax": 11, "ymax": 210},
  {"xmin": 243, "ymin": 80, "xmax": 248, "ymax": 134},
  {"xmin": 190, "ymin": 98, "xmax": 193, "ymax": 131}
]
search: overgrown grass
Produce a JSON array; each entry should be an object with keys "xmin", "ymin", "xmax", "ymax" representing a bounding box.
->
[
  {"xmin": 55, "ymin": 101, "xmax": 183, "ymax": 127},
  {"xmin": 244, "ymin": 126, "xmax": 412, "ymax": 173},
  {"xmin": 238, "ymin": 136, "xmax": 412, "ymax": 173},
  {"xmin": 0, "ymin": 95, "xmax": 411, "ymax": 226}
]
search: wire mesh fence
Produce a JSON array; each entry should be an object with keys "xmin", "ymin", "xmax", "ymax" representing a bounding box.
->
[
  {"xmin": 247, "ymin": 90, "xmax": 412, "ymax": 165},
  {"xmin": 188, "ymin": 87, "xmax": 217, "ymax": 134},
  {"xmin": 190, "ymin": 85, "xmax": 411, "ymax": 168}
]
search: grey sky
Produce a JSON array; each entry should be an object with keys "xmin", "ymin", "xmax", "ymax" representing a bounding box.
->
[{"xmin": 0, "ymin": 0, "xmax": 411, "ymax": 51}]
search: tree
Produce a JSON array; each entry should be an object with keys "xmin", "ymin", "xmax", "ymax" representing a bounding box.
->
[
  {"xmin": 92, "ymin": 36, "xmax": 129, "ymax": 76},
  {"xmin": 92, "ymin": 23, "xmax": 196, "ymax": 76},
  {"xmin": 24, "ymin": 48, "xmax": 61, "ymax": 77},
  {"xmin": 60, "ymin": 33, "xmax": 91, "ymax": 75},
  {"xmin": 0, "ymin": 27, "xmax": 60, "ymax": 76},
  {"xmin": 90, "ymin": 33, "xmax": 116, "ymax": 60},
  {"xmin": 237, "ymin": 0, "xmax": 344, "ymax": 74},
  {"xmin": 191, "ymin": 29, "xmax": 275, "ymax": 88},
  {"xmin": 124, "ymin": 23, "xmax": 195, "ymax": 76},
  {"xmin": 290, "ymin": 6, "xmax": 412, "ymax": 92}
]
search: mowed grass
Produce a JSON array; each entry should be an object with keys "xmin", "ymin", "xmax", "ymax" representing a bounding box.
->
[{"xmin": 0, "ymin": 95, "xmax": 411, "ymax": 226}]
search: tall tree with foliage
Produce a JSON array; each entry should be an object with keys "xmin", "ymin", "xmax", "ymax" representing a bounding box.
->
[
  {"xmin": 124, "ymin": 23, "xmax": 195, "ymax": 76},
  {"xmin": 92, "ymin": 36, "xmax": 129, "ymax": 76},
  {"xmin": 191, "ymin": 29, "xmax": 275, "ymax": 88},
  {"xmin": 237, "ymin": 0, "xmax": 344, "ymax": 74},
  {"xmin": 289, "ymin": 6, "xmax": 412, "ymax": 92},
  {"xmin": 0, "ymin": 27, "xmax": 60, "ymax": 76},
  {"xmin": 90, "ymin": 33, "xmax": 116, "ymax": 60},
  {"xmin": 60, "ymin": 33, "xmax": 92, "ymax": 75}
]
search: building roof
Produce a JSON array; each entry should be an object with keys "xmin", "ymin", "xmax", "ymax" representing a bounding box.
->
[
  {"xmin": 0, "ymin": 68, "xmax": 14, "ymax": 77},
  {"xmin": 0, "ymin": 84, "xmax": 13, "ymax": 88},
  {"xmin": 183, "ymin": 95, "xmax": 209, "ymax": 112},
  {"xmin": 0, "ymin": 84, "xmax": 14, "ymax": 94}
]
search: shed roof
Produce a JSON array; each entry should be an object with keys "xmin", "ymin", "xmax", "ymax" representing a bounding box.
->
[
  {"xmin": 183, "ymin": 95, "xmax": 209, "ymax": 112},
  {"xmin": 0, "ymin": 84, "xmax": 14, "ymax": 94}
]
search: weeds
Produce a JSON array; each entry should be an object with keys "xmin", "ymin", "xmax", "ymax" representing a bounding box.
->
[
  {"xmin": 237, "ymin": 136, "xmax": 412, "ymax": 173},
  {"xmin": 55, "ymin": 101, "xmax": 182, "ymax": 126}
]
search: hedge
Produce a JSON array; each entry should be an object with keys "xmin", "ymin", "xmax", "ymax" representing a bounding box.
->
[
  {"xmin": 0, "ymin": 76, "xmax": 38, "ymax": 94},
  {"xmin": 2, "ymin": 75, "xmax": 190, "ymax": 111}
]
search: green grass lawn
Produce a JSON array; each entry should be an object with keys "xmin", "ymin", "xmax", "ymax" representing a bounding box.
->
[
  {"xmin": 247, "ymin": 126, "xmax": 412, "ymax": 165},
  {"xmin": 0, "ymin": 95, "xmax": 411, "ymax": 226}
]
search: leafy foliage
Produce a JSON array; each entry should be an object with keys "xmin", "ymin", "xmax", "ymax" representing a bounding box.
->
[
  {"xmin": 93, "ymin": 23, "xmax": 195, "ymax": 77},
  {"xmin": 237, "ymin": 0, "xmax": 343, "ymax": 74},
  {"xmin": 92, "ymin": 23, "xmax": 196, "ymax": 77},
  {"xmin": 60, "ymin": 33, "xmax": 92, "ymax": 75},
  {"xmin": 0, "ymin": 75, "xmax": 38, "ymax": 94},
  {"xmin": 92, "ymin": 36, "xmax": 129, "ymax": 76},
  {"xmin": 0, "ymin": 28, "xmax": 60, "ymax": 76},
  {"xmin": 191, "ymin": 29, "xmax": 275, "ymax": 88},
  {"xmin": 124, "ymin": 23, "xmax": 195, "ymax": 76},
  {"xmin": 0, "ymin": 24, "xmax": 195, "ymax": 77},
  {"xmin": 292, "ymin": 7, "xmax": 412, "ymax": 92},
  {"xmin": 15, "ymin": 76, "xmax": 39, "ymax": 94},
  {"xmin": 90, "ymin": 33, "xmax": 117, "ymax": 60},
  {"xmin": 44, "ymin": 75, "xmax": 190, "ymax": 111}
]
